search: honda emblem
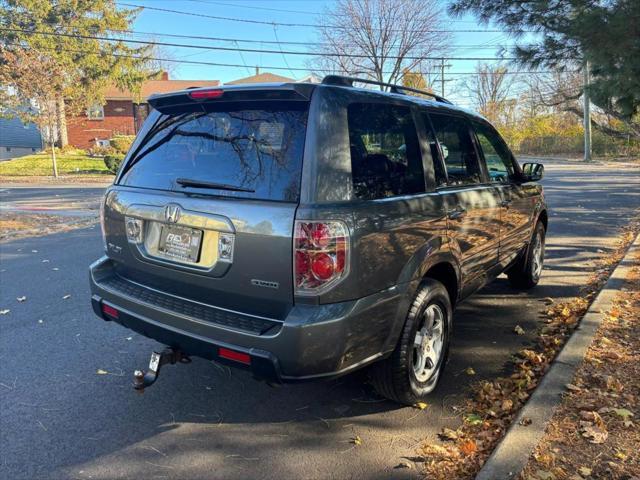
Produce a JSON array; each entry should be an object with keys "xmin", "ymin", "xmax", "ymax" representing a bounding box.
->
[{"xmin": 164, "ymin": 204, "xmax": 182, "ymax": 223}]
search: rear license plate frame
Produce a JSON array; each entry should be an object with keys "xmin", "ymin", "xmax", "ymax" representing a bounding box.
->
[{"xmin": 157, "ymin": 224, "xmax": 203, "ymax": 264}]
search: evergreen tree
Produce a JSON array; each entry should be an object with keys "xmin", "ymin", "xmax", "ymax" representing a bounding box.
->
[
  {"xmin": 0, "ymin": 0, "xmax": 156, "ymax": 149},
  {"xmin": 449, "ymin": 0, "xmax": 640, "ymax": 122}
]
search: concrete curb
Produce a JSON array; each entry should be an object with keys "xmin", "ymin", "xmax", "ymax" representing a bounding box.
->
[{"xmin": 476, "ymin": 233, "xmax": 640, "ymax": 480}]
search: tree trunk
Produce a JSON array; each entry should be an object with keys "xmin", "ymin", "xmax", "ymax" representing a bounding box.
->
[
  {"xmin": 56, "ymin": 98, "xmax": 68, "ymax": 147},
  {"xmin": 51, "ymin": 139, "xmax": 58, "ymax": 178}
]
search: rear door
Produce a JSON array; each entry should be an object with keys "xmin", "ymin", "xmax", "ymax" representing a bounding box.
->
[
  {"xmin": 425, "ymin": 111, "xmax": 501, "ymax": 296},
  {"xmin": 471, "ymin": 120, "xmax": 533, "ymax": 265},
  {"xmin": 103, "ymin": 95, "xmax": 309, "ymax": 319}
]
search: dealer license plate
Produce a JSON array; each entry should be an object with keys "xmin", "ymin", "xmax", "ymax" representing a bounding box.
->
[{"xmin": 158, "ymin": 225, "xmax": 203, "ymax": 263}]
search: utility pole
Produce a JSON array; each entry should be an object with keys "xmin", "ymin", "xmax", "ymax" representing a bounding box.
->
[
  {"xmin": 440, "ymin": 58, "xmax": 445, "ymax": 96},
  {"xmin": 583, "ymin": 60, "xmax": 592, "ymax": 162}
]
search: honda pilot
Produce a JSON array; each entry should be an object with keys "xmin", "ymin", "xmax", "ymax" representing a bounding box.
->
[{"xmin": 89, "ymin": 76, "xmax": 547, "ymax": 405}]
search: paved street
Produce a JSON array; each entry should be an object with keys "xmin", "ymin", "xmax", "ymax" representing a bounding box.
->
[
  {"xmin": 1, "ymin": 160, "xmax": 639, "ymax": 480},
  {"xmin": 0, "ymin": 186, "xmax": 105, "ymax": 217}
]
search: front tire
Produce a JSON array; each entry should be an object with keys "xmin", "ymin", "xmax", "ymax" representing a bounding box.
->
[
  {"xmin": 369, "ymin": 279, "xmax": 452, "ymax": 405},
  {"xmin": 507, "ymin": 221, "xmax": 546, "ymax": 289}
]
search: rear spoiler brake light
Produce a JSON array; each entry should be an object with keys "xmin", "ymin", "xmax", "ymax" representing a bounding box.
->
[{"xmin": 148, "ymin": 84, "xmax": 314, "ymax": 113}]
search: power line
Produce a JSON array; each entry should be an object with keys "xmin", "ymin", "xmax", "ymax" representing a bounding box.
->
[
  {"xmin": 117, "ymin": 2, "xmax": 532, "ymax": 33},
  {"xmin": 0, "ymin": 27, "xmax": 520, "ymax": 61},
  {"xmin": 2, "ymin": 41, "xmax": 562, "ymax": 77},
  {"xmin": 4, "ymin": 22, "xmax": 524, "ymax": 50}
]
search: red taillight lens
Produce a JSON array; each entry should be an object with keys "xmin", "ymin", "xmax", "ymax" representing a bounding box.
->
[
  {"xmin": 188, "ymin": 89, "xmax": 224, "ymax": 100},
  {"xmin": 294, "ymin": 221, "xmax": 349, "ymax": 294},
  {"xmin": 101, "ymin": 303, "xmax": 119, "ymax": 319}
]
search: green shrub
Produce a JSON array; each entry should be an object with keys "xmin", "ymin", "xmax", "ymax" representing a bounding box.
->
[
  {"xmin": 104, "ymin": 154, "xmax": 125, "ymax": 174},
  {"xmin": 110, "ymin": 135, "xmax": 135, "ymax": 154},
  {"xmin": 88, "ymin": 145, "xmax": 115, "ymax": 157}
]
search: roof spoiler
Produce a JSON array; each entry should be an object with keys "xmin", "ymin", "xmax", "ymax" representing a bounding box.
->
[{"xmin": 148, "ymin": 83, "xmax": 314, "ymax": 113}]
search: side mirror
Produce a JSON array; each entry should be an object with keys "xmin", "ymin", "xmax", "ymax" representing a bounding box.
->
[{"xmin": 521, "ymin": 162, "xmax": 544, "ymax": 182}]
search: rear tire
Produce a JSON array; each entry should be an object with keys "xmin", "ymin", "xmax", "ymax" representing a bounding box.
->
[
  {"xmin": 507, "ymin": 221, "xmax": 546, "ymax": 289},
  {"xmin": 369, "ymin": 279, "xmax": 452, "ymax": 405}
]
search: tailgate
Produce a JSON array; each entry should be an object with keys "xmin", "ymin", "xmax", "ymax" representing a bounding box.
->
[{"xmin": 102, "ymin": 97, "xmax": 308, "ymax": 319}]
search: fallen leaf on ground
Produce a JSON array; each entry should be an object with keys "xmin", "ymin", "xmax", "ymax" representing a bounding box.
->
[
  {"xmin": 351, "ymin": 435, "xmax": 362, "ymax": 446},
  {"xmin": 519, "ymin": 417, "xmax": 533, "ymax": 426},
  {"xmin": 605, "ymin": 375, "xmax": 624, "ymax": 392},
  {"xmin": 501, "ymin": 399, "xmax": 514, "ymax": 412},
  {"xmin": 514, "ymin": 325, "xmax": 526, "ymax": 335},
  {"xmin": 16, "ymin": 296, "xmax": 26, "ymax": 302},
  {"xmin": 566, "ymin": 383, "xmax": 582, "ymax": 392},
  {"xmin": 459, "ymin": 439, "xmax": 477, "ymax": 455},
  {"xmin": 612, "ymin": 408, "xmax": 633, "ymax": 420},
  {"xmin": 464, "ymin": 413, "xmax": 483, "ymax": 426},
  {"xmin": 580, "ymin": 423, "xmax": 608, "ymax": 444},
  {"xmin": 414, "ymin": 402, "xmax": 428, "ymax": 410},
  {"xmin": 439, "ymin": 427, "xmax": 459, "ymax": 441},
  {"xmin": 561, "ymin": 306, "xmax": 571, "ymax": 317},
  {"xmin": 465, "ymin": 367, "xmax": 476, "ymax": 375},
  {"xmin": 578, "ymin": 466, "xmax": 592, "ymax": 477},
  {"xmin": 543, "ymin": 297, "xmax": 554, "ymax": 305},
  {"xmin": 96, "ymin": 369, "xmax": 108, "ymax": 375}
]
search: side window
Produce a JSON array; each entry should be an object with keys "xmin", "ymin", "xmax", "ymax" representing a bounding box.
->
[
  {"xmin": 421, "ymin": 113, "xmax": 448, "ymax": 187},
  {"xmin": 348, "ymin": 103, "xmax": 425, "ymax": 200},
  {"xmin": 429, "ymin": 113, "xmax": 482, "ymax": 186},
  {"xmin": 473, "ymin": 121, "xmax": 515, "ymax": 183}
]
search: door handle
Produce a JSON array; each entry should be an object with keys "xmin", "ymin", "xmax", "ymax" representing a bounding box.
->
[{"xmin": 447, "ymin": 206, "xmax": 467, "ymax": 220}]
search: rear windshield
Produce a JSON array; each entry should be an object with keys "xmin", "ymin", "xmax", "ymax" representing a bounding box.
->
[{"xmin": 119, "ymin": 103, "xmax": 308, "ymax": 201}]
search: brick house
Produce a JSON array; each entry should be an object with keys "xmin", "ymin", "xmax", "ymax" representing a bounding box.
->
[{"xmin": 66, "ymin": 73, "xmax": 220, "ymax": 149}]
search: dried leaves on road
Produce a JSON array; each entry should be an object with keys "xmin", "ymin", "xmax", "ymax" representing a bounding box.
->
[
  {"xmin": 521, "ymin": 250, "xmax": 640, "ymax": 480},
  {"xmin": 418, "ymin": 222, "xmax": 639, "ymax": 480}
]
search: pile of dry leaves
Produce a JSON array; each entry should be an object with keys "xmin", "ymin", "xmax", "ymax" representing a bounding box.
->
[
  {"xmin": 418, "ymin": 223, "xmax": 639, "ymax": 480},
  {"xmin": 521, "ymin": 251, "xmax": 640, "ymax": 480}
]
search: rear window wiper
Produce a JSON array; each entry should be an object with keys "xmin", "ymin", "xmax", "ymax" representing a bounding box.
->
[{"xmin": 175, "ymin": 178, "xmax": 255, "ymax": 193}]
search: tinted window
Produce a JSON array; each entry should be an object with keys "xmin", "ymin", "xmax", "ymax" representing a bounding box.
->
[
  {"xmin": 348, "ymin": 103, "xmax": 424, "ymax": 200},
  {"xmin": 473, "ymin": 121, "xmax": 515, "ymax": 183},
  {"xmin": 429, "ymin": 113, "xmax": 482, "ymax": 186},
  {"xmin": 119, "ymin": 104, "xmax": 308, "ymax": 201}
]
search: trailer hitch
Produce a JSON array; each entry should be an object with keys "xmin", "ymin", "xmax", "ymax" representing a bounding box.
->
[{"xmin": 133, "ymin": 347, "xmax": 191, "ymax": 393}]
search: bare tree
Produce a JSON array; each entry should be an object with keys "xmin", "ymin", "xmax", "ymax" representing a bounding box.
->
[
  {"xmin": 311, "ymin": 0, "xmax": 449, "ymax": 88},
  {"xmin": 465, "ymin": 62, "xmax": 516, "ymax": 124}
]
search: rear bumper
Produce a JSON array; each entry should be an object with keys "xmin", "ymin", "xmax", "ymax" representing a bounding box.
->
[{"xmin": 90, "ymin": 256, "xmax": 412, "ymax": 382}]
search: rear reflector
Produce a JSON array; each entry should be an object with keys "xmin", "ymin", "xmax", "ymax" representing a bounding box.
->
[
  {"xmin": 218, "ymin": 347, "xmax": 251, "ymax": 365},
  {"xmin": 188, "ymin": 89, "xmax": 224, "ymax": 100},
  {"xmin": 101, "ymin": 304, "xmax": 119, "ymax": 319}
]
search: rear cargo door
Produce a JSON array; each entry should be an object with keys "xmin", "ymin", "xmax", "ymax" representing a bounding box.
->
[{"xmin": 103, "ymin": 97, "xmax": 309, "ymax": 319}]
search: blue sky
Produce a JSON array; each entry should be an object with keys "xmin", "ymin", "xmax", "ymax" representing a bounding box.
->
[{"xmin": 125, "ymin": 0, "xmax": 523, "ymax": 106}]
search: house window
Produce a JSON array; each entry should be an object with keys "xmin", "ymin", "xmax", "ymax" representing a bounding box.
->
[{"xmin": 87, "ymin": 103, "xmax": 105, "ymax": 120}]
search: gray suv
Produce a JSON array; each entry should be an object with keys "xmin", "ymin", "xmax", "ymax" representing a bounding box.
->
[{"xmin": 90, "ymin": 76, "xmax": 547, "ymax": 405}]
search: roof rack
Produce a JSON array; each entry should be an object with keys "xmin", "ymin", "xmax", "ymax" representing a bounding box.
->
[{"xmin": 321, "ymin": 75, "xmax": 453, "ymax": 105}]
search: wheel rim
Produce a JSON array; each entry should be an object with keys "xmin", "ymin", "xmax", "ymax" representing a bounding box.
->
[
  {"xmin": 531, "ymin": 233, "xmax": 544, "ymax": 280},
  {"xmin": 412, "ymin": 304, "xmax": 445, "ymax": 383}
]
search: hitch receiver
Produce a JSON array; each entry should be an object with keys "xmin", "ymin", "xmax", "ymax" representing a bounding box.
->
[{"xmin": 133, "ymin": 347, "xmax": 191, "ymax": 392}]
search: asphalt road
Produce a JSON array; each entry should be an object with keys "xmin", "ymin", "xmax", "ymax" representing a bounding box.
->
[
  {"xmin": 1, "ymin": 160, "xmax": 639, "ymax": 480},
  {"xmin": 0, "ymin": 186, "xmax": 105, "ymax": 217}
]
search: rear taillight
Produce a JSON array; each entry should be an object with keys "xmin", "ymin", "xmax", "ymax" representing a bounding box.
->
[{"xmin": 294, "ymin": 220, "xmax": 349, "ymax": 294}]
